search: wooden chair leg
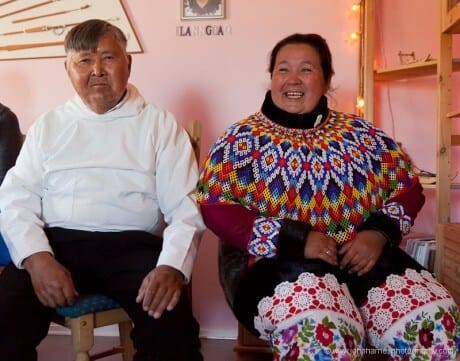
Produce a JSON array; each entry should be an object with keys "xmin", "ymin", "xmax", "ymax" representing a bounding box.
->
[
  {"xmin": 118, "ymin": 320, "xmax": 135, "ymax": 361},
  {"xmin": 70, "ymin": 314, "xmax": 94, "ymax": 361}
]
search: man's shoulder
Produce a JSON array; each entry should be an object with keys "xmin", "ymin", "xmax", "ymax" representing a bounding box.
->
[
  {"xmin": 142, "ymin": 102, "xmax": 179, "ymax": 127},
  {"xmin": 126, "ymin": 85, "xmax": 175, "ymax": 122},
  {"xmin": 33, "ymin": 103, "xmax": 68, "ymax": 125}
]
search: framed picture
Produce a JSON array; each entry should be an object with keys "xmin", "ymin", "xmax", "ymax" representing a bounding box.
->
[
  {"xmin": 181, "ymin": 0, "xmax": 225, "ymax": 20},
  {"xmin": 0, "ymin": 0, "xmax": 142, "ymax": 61}
]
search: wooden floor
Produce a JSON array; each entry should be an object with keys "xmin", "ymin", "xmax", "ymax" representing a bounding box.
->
[
  {"xmin": 34, "ymin": 334, "xmax": 460, "ymax": 361},
  {"xmin": 36, "ymin": 335, "xmax": 402, "ymax": 360},
  {"xmin": 37, "ymin": 335, "xmax": 272, "ymax": 361}
]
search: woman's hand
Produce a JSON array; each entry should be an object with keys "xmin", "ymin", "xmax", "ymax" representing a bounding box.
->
[
  {"xmin": 303, "ymin": 231, "xmax": 338, "ymax": 266},
  {"xmin": 338, "ymin": 230, "xmax": 388, "ymax": 276}
]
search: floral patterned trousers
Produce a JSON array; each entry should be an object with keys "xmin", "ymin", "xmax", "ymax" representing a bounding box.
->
[{"xmin": 254, "ymin": 269, "xmax": 460, "ymax": 361}]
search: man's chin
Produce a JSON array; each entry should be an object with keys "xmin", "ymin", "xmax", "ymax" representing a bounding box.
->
[{"xmin": 85, "ymin": 97, "xmax": 117, "ymax": 114}]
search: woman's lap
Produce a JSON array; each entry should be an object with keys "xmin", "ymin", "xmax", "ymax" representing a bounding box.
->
[{"xmin": 232, "ymin": 248, "xmax": 460, "ymax": 360}]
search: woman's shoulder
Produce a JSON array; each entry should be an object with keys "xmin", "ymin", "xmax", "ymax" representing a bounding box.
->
[
  {"xmin": 331, "ymin": 110, "xmax": 367, "ymax": 125},
  {"xmin": 219, "ymin": 113, "xmax": 261, "ymax": 136},
  {"xmin": 331, "ymin": 110, "xmax": 388, "ymax": 133},
  {"xmin": 331, "ymin": 110, "xmax": 400, "ymax": 150}
]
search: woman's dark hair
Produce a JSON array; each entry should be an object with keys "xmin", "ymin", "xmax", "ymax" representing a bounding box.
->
[
  {"xmin": 268, "ymin": 33, "xmax": 334, "ymax": 83},
  {"xmin": 64, "ymin": 19, "xmax": 127, "ymax": 53}
]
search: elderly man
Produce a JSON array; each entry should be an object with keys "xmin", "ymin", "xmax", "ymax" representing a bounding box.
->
[{"xmin": 0, "ymin": 19, "xmax": 205, "ymax": 361}]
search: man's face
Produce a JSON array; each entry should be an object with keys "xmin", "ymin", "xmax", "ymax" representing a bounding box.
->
[{"xmin": 65, "ymin": 34, "xmax": 131, "ymax": 114}]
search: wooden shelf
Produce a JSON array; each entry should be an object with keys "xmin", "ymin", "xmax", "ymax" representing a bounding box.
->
[
  {"xmin": 443, "ymin": 0, "xmax": 460, "ymax": 33},
  {"xmin": 447, "ymin": 110, "xmax": 460, "ymax": 118},
  {"xmin": 422, "ymin": 183, "xmax": 460, "ymax": 189},
  {"xmin": 374, "ymin": 59, "xmax": 460, "ymax": 82}
]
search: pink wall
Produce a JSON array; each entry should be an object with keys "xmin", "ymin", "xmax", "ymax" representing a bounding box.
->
[
  {"xmin": 0, "ymin": 1, "xmax": 376, "ymax": 338},
  {"xmin": 374, "ymin": 0, "xmax": 460, "ymax": 232}
]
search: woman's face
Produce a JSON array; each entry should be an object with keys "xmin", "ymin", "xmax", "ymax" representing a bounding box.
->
[{"xmin": 270, "ymin": 43, "xmax": 329, "ymax": 114}]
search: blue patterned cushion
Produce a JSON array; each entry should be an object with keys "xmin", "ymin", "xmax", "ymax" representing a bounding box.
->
[{"xmin": 56, "ymin": 294, "xmax": 121, "ymax": 318}]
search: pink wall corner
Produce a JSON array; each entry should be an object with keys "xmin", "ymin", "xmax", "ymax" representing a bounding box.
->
[{"xmin": 0, "ymin": 0, "xmax": 375, "ymax": 337}]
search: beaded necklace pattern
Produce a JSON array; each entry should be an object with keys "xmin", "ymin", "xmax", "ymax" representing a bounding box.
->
[{"xmin": 197, "ymin": 110, "xmax": 414, "ymax": 258}]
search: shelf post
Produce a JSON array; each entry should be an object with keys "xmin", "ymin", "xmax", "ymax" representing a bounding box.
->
[{"xmin": 361, "ymin": 0, "xmax": 375, "ymax": 122}]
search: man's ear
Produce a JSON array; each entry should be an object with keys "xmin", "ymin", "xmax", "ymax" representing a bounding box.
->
[
  {"xmin": 127, "ymin": 54, "xmax": 132, "ymax": 73},
  {"xmin": 64, "ymin": 59, "xmax": 68, "ymax": 72}
]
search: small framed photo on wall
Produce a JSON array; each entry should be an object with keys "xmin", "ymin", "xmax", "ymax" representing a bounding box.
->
[{"xmin": 181, "ymin": 0, "xmax": 225, "ymax": 20}]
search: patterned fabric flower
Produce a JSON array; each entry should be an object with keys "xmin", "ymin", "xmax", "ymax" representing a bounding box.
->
[
  {"xmin": 285, "ymin": 343, "xmax": 300, "ymax": 360},
  {"xmin": 316, "ymin": 324, "xmax": 334, "ymax": 346},
  {"xmin": 282, "ymin": 324, "xmax": 298, "ymax": 344},
  {"xmin": 344, "ymin": 334, "xmax": 356, "ymax": 353},
  {"xmin": 419, "ymin": 328, "xmax": 434, "ymax": 348},
  {"xmin": 442, "ymin": 313, "xmax": 456, "ymax": 333},
  {"xmin": 270, "ymin": 315, "xmax": 364, "ymax": 361}
]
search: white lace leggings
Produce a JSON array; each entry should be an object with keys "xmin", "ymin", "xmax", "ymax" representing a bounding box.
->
[{"xmin": 255, "ymin": 269, "xmax": 459, "ymax": 360}]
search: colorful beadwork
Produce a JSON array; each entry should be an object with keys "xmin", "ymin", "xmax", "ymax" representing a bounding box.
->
[{"xmin": 197, "ymin": 111, "xmax": 416, "ymax": 256}]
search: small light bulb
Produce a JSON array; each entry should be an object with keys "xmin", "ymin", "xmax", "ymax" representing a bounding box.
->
[
  {"xmin": 351, "ymin": 3, "xmax": 360, "ymax": 12},
  {"xmin": 356, "ymin": 96, "xmax": 365, "ymax": 109},
  {"xmin": 350, "ymin": 32, "xmax": 360, "ymax": 41}
]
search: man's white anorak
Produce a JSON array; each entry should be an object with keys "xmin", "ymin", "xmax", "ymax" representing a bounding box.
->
[{"xmin": 0, "ymin": 84, "xmax": 204, "ymax": 281}]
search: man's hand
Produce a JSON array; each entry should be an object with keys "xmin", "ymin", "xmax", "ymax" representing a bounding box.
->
[
  {"xmin": 22, "ymin": 252, "xmax": 78, "ymax": 307},
  {"xmin": 136, "ymin": 265, "xmax": 184, "ymax": 319},
  {"xmin": 338, "ymin": 230, "xmax": 387, "ymax": 276}
]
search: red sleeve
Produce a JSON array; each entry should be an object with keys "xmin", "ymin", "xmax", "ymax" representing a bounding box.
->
[
  {"xmin": 200, "ymin": 203, "xmax": 256, "ymax": 250},
  {"xmin": 387, "ymin": 177, "xmax": 425, "ymax": 224}
]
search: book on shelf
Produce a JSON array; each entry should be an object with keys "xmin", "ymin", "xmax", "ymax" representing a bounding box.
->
[{"xmin": 402, "ymin": 232, "xmax": 436, "ymax": 273}]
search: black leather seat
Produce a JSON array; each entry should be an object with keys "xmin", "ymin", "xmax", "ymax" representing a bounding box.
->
[{"xmin": 217, "ymin": 240, "xmax": 249, "ymax": 309}]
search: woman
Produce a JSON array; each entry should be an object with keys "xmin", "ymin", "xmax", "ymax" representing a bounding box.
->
[
  {"xmin": 0, "ymin": 102, "xmax": 22, "ymax": 268},
  {"xmin": 196, "ymin": 34, "xmax": 460, "ymax": 360}
]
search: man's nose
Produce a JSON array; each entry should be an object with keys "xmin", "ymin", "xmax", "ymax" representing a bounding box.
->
[{"xmin": 91, "ymin": 59, "xmax": 105, "ymax": 76}]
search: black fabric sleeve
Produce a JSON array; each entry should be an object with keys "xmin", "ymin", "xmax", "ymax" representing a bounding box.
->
[
  {"xmin": 0, "ymin": 103, "xmax": 22, "ymax": 185},
  {"xmin": 277, "ymin": 219, "xmax": 312, "ymax": 260},
  {"xmin": 357, "ymin": 213, "xmax": 402, "ymax": 248}
]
